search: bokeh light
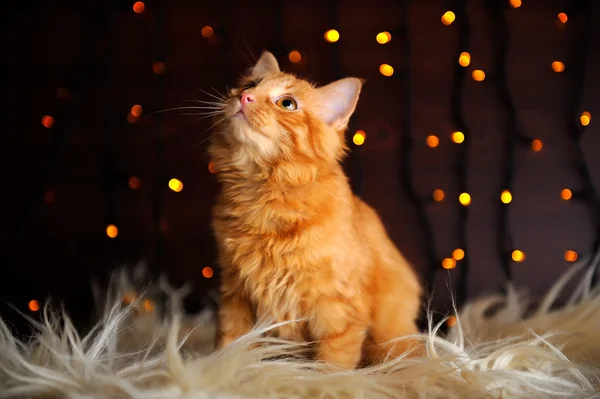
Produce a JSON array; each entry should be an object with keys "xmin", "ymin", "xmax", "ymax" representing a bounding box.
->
[
  {"xmin": 459, "ymin": 192, "xmax": 471, "ymax": 206},
  {"xmin": 441, "ymin": 11, "xmax": 455, "ymax": 25},
  {"xmin": 509, "ymin": 0, "xmax": 522, "ymax": 8},
  {"xmin": 201, "ymin": 26, "xmax": 214, "ymax": 38},
  {"xmin": 561, "ymin": 188, "xmax": 572, "ymax": 200},
  {"xmin": 551, "ymin": 61, "xmax": 565, "ymax": 73},
  {"xmin": 511, "ymin": 250, "xmax": 525, "ymax": 262},
  {"xmin": 451, "ymin": 131, "xmax": 465, "ymax": 143},
  {"xmin": 558, "ymin": 13, "xmax": 568, "ymax": 24},
  {"xmin": 580, "ymin": 111, "xmax": 591, "ymax": 126},
  {"xmin": 472, "ymin": 69, "xmax": 486, "ymax": 82},
  {"xmin": 447, "ymin": 315, "xmax": 457, "ymax": 327},
  {"xmin": 353, "ymin": 130, "xmax": 366, "ymax": 146},
  {"xmin": 379, "ymin": 64, "xmax": 394, "ymax": 77},
  {"xmin": 452, "ymin": 248, "xmax": 465, "ymax": 261},
  {"xmin": 500, "ymin": 190, "xmax": 512, "ymax": 204},
  {"xmin": 288, "ymin": 50, "xmax": 302, "ymax": 63},
  {"xmin": 564, "ymin": 250, "xmax": 578, "ymax": 262},
  {"xmin": 131, "ymin": 104, "xmax": 143, "ymax": 117},
  {"xmin": 376, "ymin": 31, "xmax": 392, "ymax": 44},
  {"xmin": 458, "ymin": 52, "xmax": 470, "ymax": 67},
  {"xmin": 531, "ymin": 139, "xmax": 543, "ymax": 152},
  {"xmin": 426, "ymin": 135, "xmax": 439, "ymax": 148},
  {"xmin": 42, "ymin": 115, "xmax": 55, "ymax": 129},
  {"xmin": 324, "ymin": 29, "xmax": 340, "ymax": 43},
  {"xmin": 202, "ymin": 266, "xmax": 214, "ymax": 278},
  {"xmin": 128, "ymin": 176, "xmax": 141, "ymax": 190},
  {"xmin": 442, "ymin": 258, "xmax": 457, "ymax": 269},
  {"xmin": 106, "ymin": 224, "xmax": 119, "ymax": 238},
  {"xmin": 28, "ymin": 300, "xmax": 40, "ymax": 312},
  {"xmin": 208, "ymin": 162, "xmax": 217, "ymax": 174},
  {"xmin": 168, "ymin": 178, "xmax": 183, "ymax": 192},
  {"xmin": 133, "ymin": 1, "xmax": 145, "ymax": 13},
  {"xmin": 433, "ymin": 189, "xmax": 445, "ymax": 202},
  {"xmin": 152, "ymin": 61, "xmax": 166, "ymax": 75}
]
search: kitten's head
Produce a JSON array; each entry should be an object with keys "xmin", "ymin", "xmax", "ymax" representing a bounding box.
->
[{"xmin": 209, "ymin": 51, "xmax": 363, "ymax": 184}]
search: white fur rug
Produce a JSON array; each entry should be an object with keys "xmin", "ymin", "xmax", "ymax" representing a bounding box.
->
[{"xmin": 2, "ymin": 259, "xmax": 600, "ymax": 399}]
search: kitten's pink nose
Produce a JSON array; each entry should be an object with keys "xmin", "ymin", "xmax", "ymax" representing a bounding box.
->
[{"xmin": 240, "ymin": 92, "xmax": 256, "ymax": 105}]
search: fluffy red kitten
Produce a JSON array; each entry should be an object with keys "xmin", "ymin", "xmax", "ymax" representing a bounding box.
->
[{"xmin": 208, "ymin": 51, "xmax": 422, "ymax": 369}]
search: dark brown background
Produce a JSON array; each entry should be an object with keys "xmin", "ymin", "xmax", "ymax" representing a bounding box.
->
[{"xmin": 1, "ymin": 0, "xmax": 599, "ymax": 328}]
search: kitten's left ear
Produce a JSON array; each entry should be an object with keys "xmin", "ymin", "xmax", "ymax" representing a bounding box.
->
[
  {"xmin": 250, "ymin": 51, "xmax": 280, "ymax": 79},
  {"xmin": 313, "ymin": 77, "xmax": 364, "ymax": 130}
]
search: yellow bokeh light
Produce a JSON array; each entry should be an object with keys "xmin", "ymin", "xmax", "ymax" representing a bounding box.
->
[
  {"xmin": 441, "ymin": 11, "xmax": 455, "ymax": 25},
  {"xmin": 131, "ymin": 104, "xmax": 143, "ymax": 117},
  {"xmin": 433, "ymin": 189, "xmax": 445, "ymax": 202},
  {"xmin": 561, "ymin": 188, "xmax": 572, "ymax": 200},
  {"xmin": 379, "ymin": 64, "xmax": 394, "ymax": 77},
  {"xmin": 580, "ymin": 111, "xmax": 591, "ymax": 126},
  {"xmin": 324, "ymin": 29, "xmax": 340, "ymax": 43},
  {"xmin": 42, "ymin": 115, "xmax": 55, "ymax": 129},
  {"xmin": 106, "ymin": 224, "xmax": 119, "ymax": 238},
  {"xmin": 451, "ymin": 131, "xmax": 465, "ymax": 143},
  {"xmin": 376, "ymin": 31, "xmax": 392, "ymax": 44},
  {"xmin": 509, "ymin": 0, "xmax": 521, "ymax": 8},
  {"xmin": 558, "ymin": 13, "xmax": 568, "ymax": 23},
  {"xmin": 551, "ymin": 61, "xmax": 565, "ymax": 73},
  {"xmin": 133, "ymin": 1, "xmax": 145, "ymax": 13},
  {"xmin": 201, "ymin": 26, "xmax": 214, "ymax": 38},
  {"xmin": 500, "ymin": 190, "xmax": 512, "ymax": 204},
  {"xmin": 426, "ymin": 135, "xmax": 439, "ymax": 148},
  {"xmin": 452, "ymin": 248, "xmax": 465, "ymax": 261},
  {"xmin": 564, "ymin": 250, "xmax": 578, "ymax": 262},
  {"xmin": 531, "ymin": 139, "xmax": 543, "ymax": 152},
  {"xmin": 442, "ymin": 258, "xmax": 457, "ymax": 270},
  {"xmin": 447, "ymin": 315, "xmax": 457, "ymax": 327},
  {"xmin": 203, "ymin": 266, "xmax": 214, "ymax": 278},
  {"xmin": 511, "ymin": 250, "xmax": 525, "ymax": 262},
  {"xmin": 472, "ymin": 69, "xmax": 486, "ymax": 82},
  {"xmin": 288, "ymin": 50, "xmax": 302, "ymax": 63},
  {"xmin": 459, "ymin": 192, "xmax": 471, "ymax": 206},
  {"xmin": 28, "ymin": 300, "xmax": 40, "ymax": 312},
  {"xmin": 353, "ymin": 130, "xmax": 366, "ymax": 146},
  {"xmin": 168, "ymin": 178, "xmax": 183, "ymax": 192},
  {"xmin": 458, "ymin": 52, "xmax": 470, "ymax": 67}
]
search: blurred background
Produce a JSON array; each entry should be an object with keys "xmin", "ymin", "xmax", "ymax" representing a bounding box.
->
[{"xmin": 1, "ymin": 0, "xmax": 599, "ymax": 332}]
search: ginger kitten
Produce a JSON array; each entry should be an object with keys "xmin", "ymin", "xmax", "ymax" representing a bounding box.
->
[{"xmin": 208, "ymin": 51, "xmax": 422, "ymax": 369}]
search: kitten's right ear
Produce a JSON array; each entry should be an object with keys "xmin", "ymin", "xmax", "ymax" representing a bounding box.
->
[{"xmin": 249, "ymin": 51, "xmax": 280, "ymax": 79}]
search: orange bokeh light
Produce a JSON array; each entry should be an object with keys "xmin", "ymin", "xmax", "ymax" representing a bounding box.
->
[
  {"xmin": 152, "ymin": 61, "xmax": 166, "ymax": 75},
  {"xmin": 42, "ymin": 115, "xmax": 55, "ymax": 128},
  {"xmin": 208, "ymin": 162, "xmax": 217, "ymax": 174},
  {"xmin": 580, "ymin": 111, "xmax": 591, "ymax": 126},
  {"xmin": 452, "ymin": 248, "xmax": 465, "ymax": 261},
  {"xmin": 288, "ymin": 50, "xmax": 302, "ymax": 63},
  {"xmin": 202, "ymin": 266, "xmax": 214, "ymax": 278},
  {"xmin": 433, "ymin": 189, "xmax": 445, "ymax": 202},
  {"xmin": 442, "ymin": 258, "xmax": 457, "ymax": 270},
  {"xmin": 472, "ymin": 70, "xmax": 486, "ymax": 82},
  {"xmin": 379, "ymin": 64, "xmax": 394, "ymax": 77},
  {"xmin": 561, "ymin": 188, "xmax": 572, "ymax": 200},
  {"xmin": 511, "ymin": 250, "xmax": 525, "ymax": 262},
  {"xmin": 509, "ymin": 0, "xmax": 521, "ymax": 8},
  {"xmin": 447, "ymin": 315, "xmax": 457, "ymax": 327},
  {"xmin": 551, "ymin": 61, "xmax": 565, "ymax": 73},
  {"xmin": 28, "ymin": 300, "xmax": 40, "ymax": 312},
  {"xmin": 131, "ymin": 104, "xmax": 143, "ymax": 117},
  {"xmin": 426, "ymin": 135, "xmax": 439, "ymax": 148},
  {"xmin": 531, "ymin": 139, "xmax": 543, "ymax": 152},
  {"xmin": 441, "ymin": 11, "xmax": 455, "ymax": 25},
  {"xmin": 558, "ymin": 13, "xmax": 568, "ymax": 24},
  {"xmin": 133, "ymin": 1, "xmax": 145, "ymax": 13},
  {"xmin": 106, "ymin": 224, "xmax": 119, "ymax": 238},
  {"xmin": 564, "ymin": 250, "xmax": 578, "ymax": 262},
  {"xmin": 458, "ymin": 52, "xmax": 470, "ymax": 67},
  {"xmin": 201, "ymin": 26, "xmax": 214, "ymax": 38},
  {"xmin": 128, "ymin": 176, "xmax": 141, "ymax": 189}
]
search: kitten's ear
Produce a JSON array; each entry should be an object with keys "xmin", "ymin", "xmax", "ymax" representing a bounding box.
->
[
  {"xmin": 313, "ymin": 77, "xmax": 364, "ymax": 129},
  {"xmin": 250, "ymin": 51, "xmax": 280, "ymax": 79}
]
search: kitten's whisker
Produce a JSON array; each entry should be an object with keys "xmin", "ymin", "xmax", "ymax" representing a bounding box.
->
[
  {"xmin": 209, "ymin": 85, "xmax": 228, "ymax": 101},
  {"xmin": 243, "ymin": 37, "xmax": 256, "ymax": 61},
  {"xmin": 196, "ymin": 87, "xmax": 228, "ymax": 104},
  {"xmin": 185, "ymin": 99, "xmax": 227, "ymax": 107},
  {"xmin": 146, "ymin": 106, "xmax": 225, "ymax": 117},
  {"xmin": 233, "ymin": 42, "xmax": 253, "ymax": 65}
]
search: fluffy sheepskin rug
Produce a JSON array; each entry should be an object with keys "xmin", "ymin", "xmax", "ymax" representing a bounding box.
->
[{"xmin": 2, "ymin": 259, "xmax": 600, "ymax": 399}]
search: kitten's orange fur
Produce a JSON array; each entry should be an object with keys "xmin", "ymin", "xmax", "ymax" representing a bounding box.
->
[{"xmin": 208, "ymin": 51, "xmax": 422, "ymax": 369}]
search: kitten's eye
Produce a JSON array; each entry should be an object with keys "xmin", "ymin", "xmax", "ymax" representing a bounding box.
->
[{"xmin": 276, "ymin": 96, "xmax": 298, "ymax": 111}]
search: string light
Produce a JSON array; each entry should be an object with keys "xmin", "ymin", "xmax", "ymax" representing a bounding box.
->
[
  {"xmin": 202, "ymin": 266, "xmax": 214, "ymax": 278},
  {"xmin": 130, "ymin": 104, "xmax": 143, "ymax": 117},
  {"xmin": 458, "ymin": 192, "xmax": 471, "ymax": 206},
  {"xmin": 472, "ymin": 70, "xmax": 485, "ymax": 82},
  {"xmin": 551, "ymin": 61, "xmax": 565, "ymax": 72},
  {"xmin": 561, "ymin": 188, "xmax": 572, "ymax": 200},
  {"xmin": 324, "ymin": 29, "xmax": 340, "ymax": 43},
  {"xmin": 376, "ymin": 31, "xmax": 392, "ymax": 44},
  {"xmin": 531, "ymin": 139, "xmax": 543, "ymax": 152},
  {"xmin": 511, "ymin": 249, "xmax": 525, "ymax": 262},
  {"xmin": 433, "ymin": 189, "xmax": 445, "ymax": 202},
  {"xmin": 352, "ymin": 130, "xmax": 366, "ymax": 145},
  {"xmin": 451, "ymin": 131, "xmax": 465, "ymax": 143},
  {"xmin": 580, "ymin": 111, "xmax": 591, "ymax": 126},
  {"xmin": 168, "ymin": 178, "xmax": 183, "ymax": 192},
  {"xmin": 41, "ymin": 115, "xmax": 55, "ymax": 129},
  {"xmin": 557, "ymin": 13, "xmax": 568, "ymax": 24},
  {"xmin": 458, "ymin": 52, "xmax": 470, "ymax": 67},
  {"xmin": 452, "ymin": 248, "xmax": 465, "ymax": 260},
  {"xmin": 28, "ymin": 300, "xmax": 40, "ymax": 312},
  {"xmin": 201, "ymin": 26, "xmax": 213, "ymax": 38},
  {"xmin": 441, "ymin": 11, "xmax": 455, "ymax": 25},
  {"xmin": 106, "ymin": 224, "xmax": 119, "ymax": 238},
  {"xmin": 152, "ymin": 61, "xmax": 166, "ymax": 75},
  {"xmin": 426, "ymin": 134, "xmax": 439, "ymax": 148},
  {"xmin": 133, "ymin": 1, "xmax": 145, "ymax": 13},
  {"xmin": 509, "ymin": 0, "xmax": 521, "ymax": 8},
  {"xmin": 379, "ymin": 64, "xmax": 394, "ymax": 77},
  {"xmin": 564, "ymin": 250, "xmax": 578, "ymax": 262},
  {"xmin": 208, "ymin": 161, "xmax": 217, "ymax": 174},
  {"xmin": 128, "ymin": 176, "xmax": 141, "ymax": 189},
  {"xmin": 500, "ymin": 189, "xmax": 512, "ymax": 204},
  {"xmin": 288, "ymin": 50, "xmax": 302, "ymax": 63},
  {"xmin": 442, "ymin": 258, "xmax": 457, "ymax": 269}
]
